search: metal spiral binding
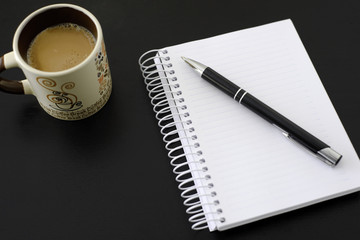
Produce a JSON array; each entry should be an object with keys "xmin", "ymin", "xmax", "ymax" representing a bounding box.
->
[{"xmin": 139, "ymin": 49, "xmax": 225, "ymax": 230}]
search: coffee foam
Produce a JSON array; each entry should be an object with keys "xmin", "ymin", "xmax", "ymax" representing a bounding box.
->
[{"xmin": 27, "ymin": 23, "xmax": 96, "ymax": 72}]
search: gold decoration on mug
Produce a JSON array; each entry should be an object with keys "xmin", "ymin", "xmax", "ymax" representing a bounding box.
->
[{"xmin": 36, "ymin": 77, "xmax": 83, "ymax": 111}]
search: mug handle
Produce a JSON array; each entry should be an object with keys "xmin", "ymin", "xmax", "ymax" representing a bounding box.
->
[{"xmin": 0, "ymin": 52, "xmax": 32, "ymax": 94}]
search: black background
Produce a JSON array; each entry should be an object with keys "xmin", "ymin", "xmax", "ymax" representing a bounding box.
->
[{"xmin": 1, "ymin": 0, "xmax": 360, "ymax": 239}]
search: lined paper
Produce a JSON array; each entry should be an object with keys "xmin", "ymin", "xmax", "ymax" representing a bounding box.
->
[{"xmin": 158, "ymin": 20, "xmax": 360, "ymax": 231}]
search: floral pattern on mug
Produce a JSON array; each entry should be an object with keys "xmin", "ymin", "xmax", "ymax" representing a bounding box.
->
[{"xmin": 95, "ymin": 41, "xmax": 110, "ymax": 95}]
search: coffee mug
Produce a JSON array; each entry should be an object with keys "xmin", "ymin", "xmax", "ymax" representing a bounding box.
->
[{"xmin": 0, "ymin": 4, "xmax": 112, "ymax": 120}]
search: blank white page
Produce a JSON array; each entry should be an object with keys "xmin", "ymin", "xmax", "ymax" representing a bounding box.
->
[{"xmin": 158, "ymin": 19, "xmax": 360, "ymax": 231}]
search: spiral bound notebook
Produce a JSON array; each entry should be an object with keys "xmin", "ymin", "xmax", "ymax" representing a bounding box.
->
[{"xmin": 139, "ymin": 19, "xmax": 360, "ymax": 231}]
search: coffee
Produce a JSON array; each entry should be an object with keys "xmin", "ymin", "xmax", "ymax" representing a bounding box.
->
[{"xmin": 27, "ymin": 23, "xmax": 96, "ymax": 72}]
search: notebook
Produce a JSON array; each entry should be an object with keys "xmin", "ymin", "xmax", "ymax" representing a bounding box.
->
[{"xmin": 138, "ymin": 19, "xmax": 360, "ymax": 231}]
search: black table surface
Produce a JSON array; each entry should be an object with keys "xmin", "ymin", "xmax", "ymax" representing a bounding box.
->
[{"xmin": 1, "ymin": 0, "xmax": 360, "ymax": 239}]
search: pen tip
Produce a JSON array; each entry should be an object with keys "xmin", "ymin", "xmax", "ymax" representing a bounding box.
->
[{"xmin": 180, "ymin": 56, "xmax": 207, "ymax": 74}]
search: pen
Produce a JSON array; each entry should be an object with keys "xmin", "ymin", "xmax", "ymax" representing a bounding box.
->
[{"xmin": 181, "ymin": 56, "xmax": 342, "ymax": 166}]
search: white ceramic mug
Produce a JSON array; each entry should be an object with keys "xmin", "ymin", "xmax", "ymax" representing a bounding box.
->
[{"xmin": 0, "ymin": 4, "xmax": 112, "ymax": 120}]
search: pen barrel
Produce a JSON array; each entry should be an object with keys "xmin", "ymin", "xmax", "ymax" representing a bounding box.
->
[
  {"xmin": 202, "ymin": 68, "xmax": 240, "ymax": 97},
  {"xmin": 202, "ymin": 67, "xmax": 329, "ymax": 154},
  {"xmin": 241, "ymin": 93, "xmax": 329, "ymax": 153}
]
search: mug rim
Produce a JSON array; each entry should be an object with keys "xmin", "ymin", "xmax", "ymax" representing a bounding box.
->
[{"xmin": 13, "ymin": 3, "xmax": 103, "ymax": 76}]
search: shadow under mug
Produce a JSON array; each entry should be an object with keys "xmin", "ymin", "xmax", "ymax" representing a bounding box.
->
[{"xmin": 0, "ymin": 4, "xmax": 112, "ymax": 120}]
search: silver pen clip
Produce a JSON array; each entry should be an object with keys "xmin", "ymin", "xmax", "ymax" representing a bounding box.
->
[{"xmin": 272, "ymin": 124, "xmax": 290, "ymax": 138}]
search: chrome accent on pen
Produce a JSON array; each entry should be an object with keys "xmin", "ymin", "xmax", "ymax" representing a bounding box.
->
[
  {"xmin": 233, "ymin": 87, "xmax": 248, "ymax": 103},
  {"xmin": 239, "ymin": 91, "xmax": 247, "ymax": 103},
  {"xmin": 182, "ymin": 56, "xmax": 342, "ymax": 167},
  {"xmin": 317, "ymin": 148, "xmax": 343, "ymax": 166},
  {"xmin": 233, "ymin": 88, "xmax": 242, "ymax": 100}
]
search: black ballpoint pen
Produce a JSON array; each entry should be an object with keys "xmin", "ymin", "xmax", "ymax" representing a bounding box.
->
[{"xmin": 181, "ymin": 56, "xmax": 342, "ymax": 166}]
